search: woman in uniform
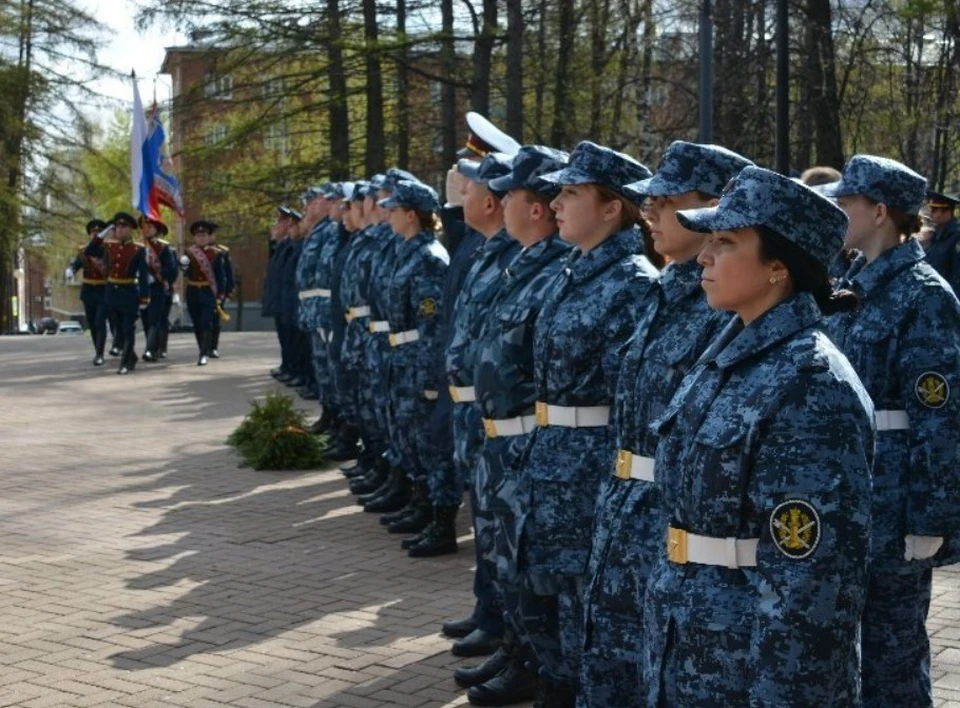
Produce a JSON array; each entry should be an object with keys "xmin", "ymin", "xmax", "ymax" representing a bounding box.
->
[
  {"xmin": 577, "ymin": 141, "xmax": 753, "ymax": 707},
  {"xmin": 644, "ymin": 166, "xmax": 875, "ymax": 706},
  {"xmin": 825, "ymin": 155, "xmax": 960, "ymax": 708},
  {"xmin": 516, "ymin": 141, "xmax": 659, "ymax": 705}
]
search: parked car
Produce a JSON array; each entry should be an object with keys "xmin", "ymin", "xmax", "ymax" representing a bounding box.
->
[{"xmin": 57, "ymin": 321, "xmax": 84, "ymax": 335}]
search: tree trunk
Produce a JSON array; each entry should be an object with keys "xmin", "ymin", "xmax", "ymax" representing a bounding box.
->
[
  {"xmin": 550, "ymin": 0, "xmax": 576, "ymax": 147},
  {"xmin": 807, "ymin": 0, "xmax": 844, "ymax": 168},
  {"xmin": 326, "ymin": 0, "xmax": 350, "ymax": 179},
  {"xmin": 395, "ymin": 0, "xmax": 409, "ymax": 169},
  {"xmin": 441, "ymin": 0, "xmax": 457, "ymax": 166},
  {"xmin": 472, "ymin": 0, "xmax": 497, "ymax": 115},
  {"xmin": 363, "ymin": 0, "xmax": 385, "ymax": 173},
  {"xmin": 505, "ymin": 0, "xmax": 523, "ymax": 141},
  {"xmin": 533, "ymin": 0, "xmax": 548, "ymax": 141}
]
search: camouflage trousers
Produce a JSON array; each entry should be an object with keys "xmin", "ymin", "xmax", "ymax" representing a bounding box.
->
[
  {"xmin": 385, "ymin": 356, "xmax": 435, "ymax": 482},
  {"xmin": 426, "ymin": 399, "xmax": 478, "ymax": 506},
  {"xmin": 862, "ymin": 569, "xmax": 934, "ymax": 708},
  {"xmin": 521, "ymin": 571, "xmax": 582, "ymax": 689},
  {"xmin": 311, "ymin": 329, "xmax": 336, "ymax": 411}
]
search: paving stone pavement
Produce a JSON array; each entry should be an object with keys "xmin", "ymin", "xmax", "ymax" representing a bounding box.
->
[{"xmin": 0, "ymin": 331, "xmax": 957, "ymax": 708}]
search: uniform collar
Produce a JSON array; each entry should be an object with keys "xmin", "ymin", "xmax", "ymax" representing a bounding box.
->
[
  {"xmin": 481, "ymin": 228, "xmax": 514, "ymax": 255},
  {"xmin": 933, "ymin": 218, "xmax": 959, "ymax": 241},
  {"xmin": 659, "ymin": 258, "xmax": 702, "ymax": 302},
  {"xmin": 506, "ymin": 232, "xmax": 567, "ymax": 278},
  {"xmin": 703, "ymin": 292, "xmax": 821, "ymax": 370},
  {"xmin": 569, "ymin": 227, "xmax": 641, "ymax": 284},
  {"xmin": 849, "ymin": 239, "xmax": 925, "ymax": 297}
]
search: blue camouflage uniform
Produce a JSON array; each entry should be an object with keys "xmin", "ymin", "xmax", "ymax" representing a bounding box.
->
[
  {"xmin": 824, "ymin": 156, "xmax": 960, "ymax": 708},
  {"xmin": 517, "ymin": 142, "xmax": 659, "ymax": 693},
  {"xmin": 380, "ymin": 182, "xmax": 450, "ymax": 484},
  {"xmin": 312, "ymin": 185, "xmax": 349, "ymax": 412},
  {"xmin": 295, "ymin": 206, "xmax": 328, "ymax": 392},
  {"xmin": 644, "ymin": 166, "xmax": 875, "ymax": 707},
  {"xmin": 578, "ymin": 141, "xmax": 752, "ymax": 707}
]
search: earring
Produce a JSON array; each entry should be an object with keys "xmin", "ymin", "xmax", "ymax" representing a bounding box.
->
[{"xmin": 769, "ymin": 274, "xmax": 786, "ymax": 285}]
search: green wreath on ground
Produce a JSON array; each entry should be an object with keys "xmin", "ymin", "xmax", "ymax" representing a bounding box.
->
[{"xmin": 227, "ymin": 393, "xmax": 327, "ymax": 470}]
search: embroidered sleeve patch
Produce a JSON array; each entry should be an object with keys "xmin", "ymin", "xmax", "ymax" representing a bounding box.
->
[
  {"xmin": 419, "ymin": 298, "xmax": 438, "ymax": 317},
  {"xmin": 916, "ymin": 372, "xmax": 949, "ymax": 409},
  {"xmin": 770, "ymin": 500, "xmax": 821, "ymax": 559}
]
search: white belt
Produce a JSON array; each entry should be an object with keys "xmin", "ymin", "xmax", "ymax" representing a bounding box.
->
[
  {"xmin": 449, "ymin": 385, "xmax": 476, "ymax": 403},
  {"xmin": 317, "ymin": 327, "xmax": 330, "ymax": 340},
  {"xmin": 346, "ymin": 305, "xmax": 371, "ymax": 321},
  {"xmin": 535, "ymin": 401, "xmax": 610, "ymax": 428},
  {"xmin": 876, "ymin": 409, "xmax": 909, "ymax": 431},
  {"xmin": 483, "ymin": 415, "xmax": 537, "ymax": 438},
  {"xmin": 389, "ymin": 329, "xmax": 420, "ymax": 347},
  {"xmin": 299, "ymin": 288, "xmax": 330, "ymax": 300},
  {"xmin": 668, "ymin": 527, "xmax": 758, "ymax": 568},
  {"xmin": 614, "ymin": 450, "xmax": 655, "ymax": 482},
  {"xmin": 423, "ymin": 390, "xmax": 438, "ymax": 400},
  {"xmin": 368, "ymin": 320, "xmax": 390, "ymax": 333}
]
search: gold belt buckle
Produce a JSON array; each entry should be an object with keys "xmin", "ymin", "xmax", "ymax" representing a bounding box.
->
[
  {"xmin": 368, "ymin": 322, "xmax": 375, "ymax": 334},
  {"xmin": 535, "ymin": 401, "xmax": 549, "ymax": 427},
  {"xmin": 448, "ymin": 385, "xmax": 461, "ymax": 403},
  {"xmin": 483, "ymin": 419, "xmax": 498, "ymax": 438},
  {"xmin": 615, "ymin": 450, "xmax": 632, "ymax": 480},
  {"xmin": 345, "ymin": 309, "xmax": 354, "ymax": 323},
  {"xmin": 388, "ymin": 333, "xmax": 398, "ymax": 347},
  {"xmin": 667, "ymin": 527, "xmax": 688, "ymax": 565}
]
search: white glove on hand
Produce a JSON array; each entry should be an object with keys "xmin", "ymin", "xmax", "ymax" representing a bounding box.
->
[
  {"xmin": 179, "ymin": 255, "xmax": 190, "ymax": 268},
  {"xmin": 904, "ymin": 535, "xmax": 944, "ymax": 561},
  {"xmin": 64, "ymin": 267, "xmax": 74, "ymax": 280},
  {"xmin": 444, "ymin": 167, "xmax": 465, "ymax": 208}
]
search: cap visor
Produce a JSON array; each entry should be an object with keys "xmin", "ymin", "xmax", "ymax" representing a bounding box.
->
[
  {"xmin": 539, "ymin": 167, "xmax": 596, "ymax": 186},
  {"xmin": 818, "ymin": 180, "xmax": 855, "ymax": 199},
  {"xmin": 487, "ymin": 174, "xmax": 525, "ymax": 193},
  {"xmin": 457, "ymin": 161, "xmax": 482, "ymax": 181},
  {"xmin": 675, "ymin": 206, "xmax": 754, "ymax": 234},
  {"xmin": 378, "ymin": 197, "xmax": 401, "ymax": 209}
]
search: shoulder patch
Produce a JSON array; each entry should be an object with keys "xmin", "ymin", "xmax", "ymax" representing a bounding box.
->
[
  {"xmin": 217, "ymin": 245, "xmax": 230, "ymax": 253},
  {"xmin": 916, "ymin": 372, "xmax": 949, "ymax": 409},
  {"xmin": 770, "ymin": 500, "xmax": 821, "ymax": 559},
  {"xmin": 419, "ymin": 298, "xmax": 438, "ymax": 317}
]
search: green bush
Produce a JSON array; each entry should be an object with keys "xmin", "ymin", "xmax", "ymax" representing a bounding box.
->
[{"xmin": 227, "ymin": 393, "xmax": 327, "ymax": 470}]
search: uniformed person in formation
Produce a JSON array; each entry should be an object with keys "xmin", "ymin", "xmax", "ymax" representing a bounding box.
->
[
  {"xmin": 922, "ymin": 190, "xmax": 959, "ymax": 294},
  {"xmin": 515, "ymin": 142, "xmax": 659, "ymax": 706},
  {"xmin": 209, "ymin": 223, "xmax": 235, "ymax": 359},
  {"xmin": 140, "ymin": 217, "xmax": 178, "ymax": 362},
  {"xmin": 104, "ymin": 212, "xmax": 150, "ymax": 375},
  {"xmin": 296, "ymin": 185, "xmax": 333, "ymax": 401},
  {"xmin": 824, "ymin": 156, "xmax": 960, "ymax": 708},
  {"xmin": 460, "ymin": 145, "xmax": 572, "ymax": 706},
  {"xmin": 181, "ymin": 220, "xmax": 226, "ymax": 366},
  {"xmin": 642, "ymin": 167, "xmax": 874, "ymax": 706},
  {"xmin": 578, "ymin": 142, "xmax": 752, "ymax": 707},
  {"xmin": 66, "ymin": 218, "xmax": 110, "ymax": 365}
]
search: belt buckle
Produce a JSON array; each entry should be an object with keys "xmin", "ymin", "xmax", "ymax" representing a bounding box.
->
[
  {"xmin": 615, "ymin": 450, "xmax": 632, "ymax": 480},
  {"xmin": 345, "ymin": 309, "xmax": 354, "ymax": 323},
  {"xmin": 368, "ymin": 322, "xmax": 375, "ymax": 334},
  {"xmin": 388, "ymin": 333, "xmax": 398, "ymax": 347},
  {"xmin": 483, "ymin": 419, "xmax": 498, "ymax": 438},
  {"xmin": 535, "ymin": 402, "xmax": 549, "ymax": 427},
  {"xmin": 667, "ymin": 527, "xmax": 688, "ymax": 565},
  {"xmin": 448, "ymin": 385, "xmax": 461, "ymax": 403}
]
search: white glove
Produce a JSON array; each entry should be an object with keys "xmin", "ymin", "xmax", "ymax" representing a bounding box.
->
[
  {"xmin": 444, "ymin": 167, "xmax": 465, "ymax": 208},
  {"xmin": 904, "ymin": 535, "xmax": 944, "ymax": 561},
  {"xmin": 64, "ymin": 267, "xmax": 74, "ymax": 280},
  {"xmin": 179, "ymin": 255, "xmax": 190, "ymax": 267}
]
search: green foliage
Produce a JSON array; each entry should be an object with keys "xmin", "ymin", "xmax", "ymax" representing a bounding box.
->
[{"xmin": 227, "ymin": 393, "xmax": 327, "ymax": 471}]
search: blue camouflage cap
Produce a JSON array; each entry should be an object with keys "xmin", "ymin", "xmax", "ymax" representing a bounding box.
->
[
  {"xmin": 384, "ymin": 168, "xmax": 420, "ymax": 191},
  {"xmin": 624, "ymin": 141, "xmax": 754, "ymax": 202},
  {"xmin": 278, "ymin": 205, "xmax": 303, "ymax": 221},
  {"xmin": 322, "ymin": 182, "xmax": 343, "ymax": 199},
  {"xmin": 349, "ymin": 181, "xmax": 370, "ymax": 201},
  {"xmin": 676, "ymin": 166, "xmax": 848, "ymax": 271},
  {"xmin": 823, "ymin": 154, "xmax": 927, "ymax": 216},
  {"xmin": 457, "ymin": 152, "xmax": 514, "ymax": 195},
  {"xmin": 368, "ymin": 173, "xmax": 387, "ymax": 191},
  {"xmin": 539, "ymin": 141, "xmax": 652, "ymax": 198},
  {"xmin": 487, "ymin": 145, "xmax": 570, "ymax": 196},
  {"xmin": 378, "ymin": 179, "xmax": 440, "ymax": 212}
]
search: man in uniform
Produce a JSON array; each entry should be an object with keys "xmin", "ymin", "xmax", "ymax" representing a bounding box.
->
[
  {"xmin": 209, "ymin": 223, "xmax": 235, "ymax": 359},
  {"xmin": 66, "ymin": 218, "xmax": 110, "ymax": 365},
  {"xmin": 141, "ymin": 217, "xmax": 178, "ymax": 362},
  {"xmin": 103, "ymin": 212, "xmax": 149, "ymax": 375},
  {"xmin": 182, "ymin": 220, "xmax": 226, "ymax": 366},
  {"xmin": 923, "ymin": 190, "xmax": 960, "ymax": 294},
  {"xmin": 296, "ymin": 186, "xmax": 333, "ymax": 401}
]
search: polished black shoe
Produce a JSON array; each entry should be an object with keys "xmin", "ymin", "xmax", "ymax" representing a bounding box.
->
[
  {"xmin": 117, "ymin": 366, "xmax": 131, "ymax": 375},
  {"xmin": 109, "ymin": 347, "xmax": 120, "ymax": 357},
  {"xmin": 454, "ymin": 647, "xmax": 511, "ymax": 689},
  {"xmin": 382, "ymin": 481, "xmax": 429, "ymax": 528},
  {"xmin": 408, "ymin": 506, "xmax": 459, "ymax": 558},
  {"xmin": 466, "ymin": 657, "xmax": 537, "ymax": 706},
  {"xmin": 275, "ymin": 372, "xmax": 294, "ymax": 383},
  {"xmin": 92, "ymin": 356, "xmax": 105, "ymax": 366},
  {"xmin": 351, "ymin": 469, "xmax": 388, "ymax": 497},
  {"xmin": 142, "ymin": 350, "xmax": 156, "ymax": 362},
  {"xmin": 452, "ymin": 628, "xmax": 501, "ymax": 658},
  {"xmin": 400, "ymin": 529, "xmax": 428, "ymax": 550},
  {"xmin": 198, "ymin": 354, "xmax": 209, "ymax": 366},
  {"xmin": 158, "ymin": 351, "xmax": 167, "ymax": 359},
  {"xmin": 270, "ymin": 367, "xmax": 285, "ymax": 378},
  {"xmin": 343, "ymin": 463, "xmax": 370, "ymax": 479},
  {"xmin": 442, "ymin": 615, "xmax": 478, "ymax": 639},
  {"xmin": 209, "ymin": 349, "xmax": 220, "ymax": 359},
  {"xmin": 357, "ymin": 477, "xmax": 393, "ymax": 505},
  {"xmin": 326, "ymin": 440, "xmax": 362, "ymax": 462},
  {"xmin": 388, "ymin": 502, "xmax": 432, "ymax": 534},
  {"xmin": 285, "ymin": 376, "xmax": 307, "ymax": 388},
  {"xmin": 364, "ymin": 485, "xmax": 409, "ymax": 514},
  {"xmin": 299, "ymin": 388, "xmax": 319, "ymax": 401}
]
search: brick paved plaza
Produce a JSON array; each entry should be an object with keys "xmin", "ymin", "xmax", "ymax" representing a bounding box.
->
[{"xmin": 0, "ymin": 332, "xmax": 958, "ymax": 707}]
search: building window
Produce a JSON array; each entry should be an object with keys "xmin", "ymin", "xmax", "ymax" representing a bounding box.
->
[
  {"xmin": 430, "ymin": 80, "xmax": 441, "ymax": 104},
  {"xmin": 205, "ymin": 123, "xmax": 228, "ymax": 146},
  {"xmin": 263, "ymin": 123, "xmax": 287, "ymax": 152},
  {"xmin": 264, "ymin": 77, "xmax": 285, "ymax": 98},
  {"xmin": 204, "ymin": 73, "xmax": 233, "ymax": 100}
]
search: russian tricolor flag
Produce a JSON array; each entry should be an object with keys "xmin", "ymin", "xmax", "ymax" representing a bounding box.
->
[{"xmin": 131, "ymin": 74, "xmax": 184, "ymax": 221}]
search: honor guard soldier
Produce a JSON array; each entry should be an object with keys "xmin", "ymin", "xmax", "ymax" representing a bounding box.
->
[
  {"xmin": 643, "ymin": 168, "xmax": 874, "ymax": 706},
  {"xmin": 140, "ymin": 217, "xmax": 178, "ymax": 362},
  {"xmin": 923, "ymin": 190, "xmax": 960, "ymax": 294},
  {"xmin": 66, "ymin": 218, "xmax": 110, "ymax": 365},
  {"xmin": 825, "ymin": 157, "xmax": 960, "ymax": 708},
  {"xmin": 209, "ymin": 223, "xmax": 235, "ymax": 358},
  {"xmin": 182, "ymin": 220, "xmax": 226, "ymax": 366},
  {"xmin": 104, "ymin": 212, "xmax": 150, "ymax": 374},
  {"xmin": 296, "ymin": 185, "xmax": 334, "ymax": 400},
  {"xmin": 579, "ymin": 142, "xmax": 752, "ymax": 707}
]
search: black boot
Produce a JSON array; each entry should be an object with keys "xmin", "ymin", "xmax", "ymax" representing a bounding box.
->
[
  {"xmin": 142, "ymin": 327, "xmax": 158, "ymax": 362},
  {"xmin": 324, "ymin": 425, "xmax": 361, "ymax": 461},
  {"xmin": 380, "ymin": 481, "xmax": 428, "ymax": 526},
  {"xmin": 92, "ymin": 328, "xmax": 106, "ymax": 366},
  {"xmin": 400, "ymin": 527, "xmax": 429, "ymax": 550},
  {"xmin": 387, "ymin": 491, "xmax": 432, "ymax": 534},
  {"xmin": 157, "ymin": 326, "xmax": 169, "ymax": 359},
  {"xmin": 117, "ymin": 335, "xmax": 136, "ymax": 375},
  {"xmin": 363, "ymin": 468, "xmax": 410, "ymax": 513},
  {"xmin": 198, "ymin": 330, "xmax": 211, "ymax": 366},
  {"xmin": 408, "ymin": 505, "xmax": 459, "ymax": 558},
  {"xmin": 467, "ymin": 657, "xmax": 538, "ymax": 706},
  {"xmin": 454, "ymin": 647, "xmax": 513, "ymax": 689},
  {"xmin": 442, "ymin": 615, "xmax": 478, "ymax": 639},
  {"xmin": 531, "ymin": 680, "xmax": 576, "ymax": 708},
  {"xmin": 349, "ymin": 461, "xmax": 388, "ymax": 496}
]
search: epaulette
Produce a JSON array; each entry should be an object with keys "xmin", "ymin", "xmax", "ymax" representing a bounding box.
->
[
  {"xmin": 157, "ymin": 238, "xmax": 169, "ymax": 246},
  {"xmin": 216, "ymin": 244, "xmax": 230, "ymax": 253}
]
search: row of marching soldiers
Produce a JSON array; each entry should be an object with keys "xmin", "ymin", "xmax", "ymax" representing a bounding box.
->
[
  {"xmin": 261, "ymin": 111, "xmax": 960, "ymax": 708},
  {"xmin": 67, "ymin": 213, "xmax": 234, "ymax": 373}
]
